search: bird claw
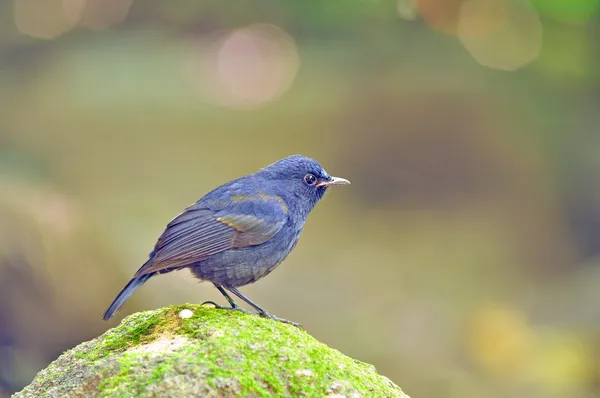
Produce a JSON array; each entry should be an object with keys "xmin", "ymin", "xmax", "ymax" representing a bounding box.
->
[
  {"xmin": 201, "ymin": 300, "xmax": 223, "ymax": 308},
  {"xmin": 203, "ymin": 301, "xmax": 253, "ymax": 315},
  {"xmin": 259, "ymin": 312, "xmax": 304, "ymax": 330},
  {"xmin": 202, "ymin": 300, "xmax": 239, "ymax": 310},
  {"xmin": 202, "ymin": 301, "xmax": 302, "ymax": 329},
  {"xmin": 231, "ymin": 307, "xmax": 254, "ymax": 315}
]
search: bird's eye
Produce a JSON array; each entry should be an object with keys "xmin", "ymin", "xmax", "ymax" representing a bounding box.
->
[{"xmin": 303, "ymin": 173, "xmax": 317, "ymax": 185}]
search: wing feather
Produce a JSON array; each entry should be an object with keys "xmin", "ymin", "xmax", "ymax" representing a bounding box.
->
[{"xmin": 133, "ymin": 196, "xmax": 287, "ymax": 277}]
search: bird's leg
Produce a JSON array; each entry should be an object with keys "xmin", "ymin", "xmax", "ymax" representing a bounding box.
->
[
  {"xmin": 202, "ymin": 284, "xmax": 238, "ymax": 308},
  {"xmin": 225, "ymin": 287, "xmax": 303, "ymax": 329},
  {"xmin": 202, "ymin": 284, "xmax": 252, "ymax": 315},
  {"xmin": 214, "ymin": 284, "xmax": 238, "ymax": 308}
]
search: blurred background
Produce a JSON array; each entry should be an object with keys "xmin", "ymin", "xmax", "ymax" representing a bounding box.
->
[{"xmin": 1, "ymin": 0, "xmax": 599, "ymax": 397}]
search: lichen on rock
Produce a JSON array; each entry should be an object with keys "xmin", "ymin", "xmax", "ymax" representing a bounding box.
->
[{"xmin": 14, "ymin": 304, "xmax": 409, "ymax": 397}]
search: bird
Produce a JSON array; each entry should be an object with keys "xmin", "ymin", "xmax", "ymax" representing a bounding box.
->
[{"xmin": 102, "ymin": 155, "xmax": 350, "ymax": 327}]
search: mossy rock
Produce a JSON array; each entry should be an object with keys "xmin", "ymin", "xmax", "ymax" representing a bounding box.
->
[{"xmin": 14, "ymin": 304, "xmax": 409, "ymax": 397}]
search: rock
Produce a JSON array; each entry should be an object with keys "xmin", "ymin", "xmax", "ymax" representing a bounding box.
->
[{"xmin": 13, "ymin": 304, "xmax": 409, "ymax": 397}]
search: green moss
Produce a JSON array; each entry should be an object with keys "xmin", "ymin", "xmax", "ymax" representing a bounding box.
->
[
  {"xmin": 97, "ymin": 355, "xmax": 135, "ymax": 393},
  {"xmin": 15, "ymin": 304, "xmax": 408, "ymax": 398},
  {"xmin": 78, "ymin": 309, "xmax": 165, "ymax": 362},
  {"xmin": 32, "ymin": 365, "xmax": 61, "ymax": 386}
]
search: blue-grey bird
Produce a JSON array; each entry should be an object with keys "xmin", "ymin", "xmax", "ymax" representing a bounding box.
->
[{"xmin": 102, "ymin": 155, "xmax": 350, "ymax": 326}]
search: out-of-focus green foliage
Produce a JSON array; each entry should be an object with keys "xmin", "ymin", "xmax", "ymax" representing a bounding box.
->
[
  {"xmin": 532, "ymin": 0, "xmax": 600, "ymax": 23},
  {"xmin": 1, "ymin": 1, "xmax": 599, "ymax": 397}
]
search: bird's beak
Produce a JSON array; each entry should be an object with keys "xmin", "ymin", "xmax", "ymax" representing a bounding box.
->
[{"xmin": 317, "ymin": 176, "xmax": 351, "ymax": 187}]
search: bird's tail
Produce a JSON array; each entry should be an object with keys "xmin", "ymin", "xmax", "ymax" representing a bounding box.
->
[{"xmin": 102, "ymin": 273, "xmax": 154, "ymax": 320}]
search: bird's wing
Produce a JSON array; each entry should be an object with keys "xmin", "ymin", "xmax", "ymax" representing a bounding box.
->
[{"xmin": 132, "ymin": 194, "xmax": 288, "ymax": 277}]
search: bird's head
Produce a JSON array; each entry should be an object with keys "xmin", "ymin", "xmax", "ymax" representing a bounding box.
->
[{"xmin": 257, "ymin": 155, "xmax": 350, "ymax": 213}]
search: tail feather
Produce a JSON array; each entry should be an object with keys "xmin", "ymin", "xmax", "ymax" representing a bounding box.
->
[{"xmin": 103, "ymin": 273, "xmax": 154, "ymax": 320}]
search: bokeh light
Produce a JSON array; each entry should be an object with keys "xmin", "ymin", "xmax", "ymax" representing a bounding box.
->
[
  {"xmin": 13, "ymin": 0, "xmax": 132, "ymax": 40},
  {"xmin": 414, "ymin": 0, "xmax": 464, "ymax": 33},
  {"xmin": 527, "ymin": 331, "xmax": 593, "ymax": 394},
  {"xmin": 410, "ymin": 0, "xmax": 544, "ymax": 70},
  {"xmin": 467, "ymin": 305, "xmax": 535, "ymax": 378},
  {"xmin": 61, "ymin": 0, "xmax": 133, "ymax": 31},
  {"xmin": 184, "ymin": 24, "xmax": 300, "ymax": 109},
  {"xmin": 14, "ymin": 0, "xmax": 76, "ymax": 39},
  {"xmin": 397, "ymin": 0, "xmax": 419, "ymax": 21},
  {"xmin": 457, "ymin": 0, "xmax": 543, "ymax": 70}
]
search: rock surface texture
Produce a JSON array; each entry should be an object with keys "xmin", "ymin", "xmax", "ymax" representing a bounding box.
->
[{"xmin": 14, "ymin": 304, "xmax": 409, "ymax": 397}]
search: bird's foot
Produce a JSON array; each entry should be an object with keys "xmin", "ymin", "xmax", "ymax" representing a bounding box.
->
[
  {"xmin": 202, "ymin": 301, "xmax": 253, "ymax": 315},
  {"xmin": 201, "ymin": 300, "xmax": 225, "ymax": 309},
  {"xmin": 202, "ymin": 301, "xmax": 302, "ymax": 329},
  {"xmin": 259, "ymin": 312, "xmax": 304, "ymax": 330}
]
